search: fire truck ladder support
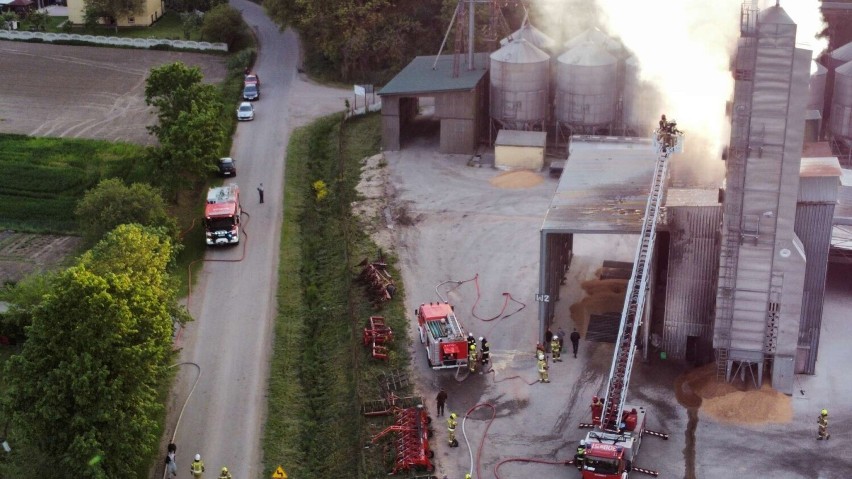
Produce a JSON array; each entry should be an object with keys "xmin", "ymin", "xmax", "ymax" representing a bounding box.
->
[{"xmin": 599, "ymin": 132, "xmax": 678, "ymax": 432}]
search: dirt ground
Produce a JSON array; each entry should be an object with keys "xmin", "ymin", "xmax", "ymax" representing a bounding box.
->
[
  {"xmin": 0, "ymin": 41, "xmax": 227, "ymax": 145},
  {"xmin": 0, "ymin": 231, "xmax": 82, "ymax": 284}
]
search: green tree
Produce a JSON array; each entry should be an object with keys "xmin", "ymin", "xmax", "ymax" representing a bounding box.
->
[
  {"xmin": 1, "ymin": 11, "xmax": 18, "ymax": 30},
  {"xmin": 180, "ymin": 10, "xmax": 203, "ymax": 39},
  {"xmin": 145, "ymin": 63, "xmax": 225, "ymax": 193},
  {"xmin": 26, "ymin": 10, "xmax": 48, "ymax": 31},
  {"xmin": 75, "ymin": 178, "xmax": 179, "ymax": 244},
  {"xmin": 4, "ymin": 225, "xmax": 182, "ymax": 479},
  {"xmin": 199, "ymin": 3, "xmax": 248, "ymax": 50},
  {"xmin": 84, "ymin": 0, "xmax": 145, "ymax": 32},
  {"xmin": 0, "ymin": 273, "xmax": 55, "ymax": 343}
]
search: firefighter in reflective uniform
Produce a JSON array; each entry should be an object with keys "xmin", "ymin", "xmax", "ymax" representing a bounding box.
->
[
  {"xmin": 537, "ymin": 357, "xmax": 550, "ymax": 383},
  {"xmin": 818, "ymin": 409, "xmax": 830, "ymax": 440},
  {"xmin": 551, "ymin": 336, "xmax": 562, "ymax": 362},
  {"xmin": 448, "ymin": 413, "xmax": 459, "ymax": 447},
  {"xmin": 468, "ymin": 343, "xmax": 478, "ymax": 373},
  {"xmin": 218, "ymin": 467, "xmax": 232, "ymax": 479},
  {"xmin": 190, "ymin": 454, "xmax": 205, "ymax": 478},
  {"xmin": 574, "ymin": 439, "xmax": 586, "ymax": 470}
]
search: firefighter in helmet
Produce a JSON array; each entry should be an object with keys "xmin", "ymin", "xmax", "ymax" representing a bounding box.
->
[
  {"xmin": 537, "ymin": 357, "xmax": 549, "ymax": 383},
  {"xmin": 818, "ymin": 409, "xmax": 830, "ymax": 440},
  {"xmin": 190, "ymin": 454, "xmax": 204, "ymax": 478},
  {"xmin": 480, "ymin": 337, "xmax": 490, "ymax": 369},
  {"xmin": 574, "ymin": 439, "xmax": 587, "ymax": 470},
  {"xmin": 448, "ymin": 412, "xmax": 459, "ymax": 447},
  {"xmin": 218, "ymin": 466, "xmax": 232, "ymax": 479},
  {"xmin": 551, "ymin": 335, "xmax": 562, "ymax": 362},
  {"xmin": 468, "ymin": 342, "xmax": 478, "ymax": 373}
]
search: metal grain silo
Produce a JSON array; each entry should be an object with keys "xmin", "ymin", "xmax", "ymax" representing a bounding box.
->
[
  {"xmin": 490, "ymin": 39, "xmax": 550, "ymax": 130},
  {"xmin": 623, "ymin": 55, "xmax": 663, "ymax": 134},
  {"xmin": 564, "ymin": 27, "xmax": 622, "ymax": 58},
  {"xmin": 828, "ymin": 41, "xmax": 852, "ymax": 69},
  {"xmin": 555, "ymin": 41, "xmax": 617, "ymax": 130},
  {"xmin": 808, "ymin": 60, "xmax": 827, "ymax": 112},
  {"xmin": 829, "ymin": 60, "xmax": 852, "ymax": 140},
  {"xmin": 500, "ymin": 22, "xmax": 557, "ymax": 54}
]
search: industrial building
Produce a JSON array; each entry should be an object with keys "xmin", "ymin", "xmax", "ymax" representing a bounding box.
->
[{"xmin": 377, "ymin": 0, "xmax": 850, "ymax": 394}]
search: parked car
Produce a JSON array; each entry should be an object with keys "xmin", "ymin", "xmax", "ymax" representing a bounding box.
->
[
  {"xmin": 218, "ymin": 157, "xmax": 237, "ymax": 177},
  {"xmin": 237, "ymin": 102, "xmax": 255, "ymax": 121},
  {"xmin": 242, "ymin": 83, "xmax": 259, "ymax": 101},
  {"xmin": 244, "ymin": 73, "xmax": 260, "ymax": 86}
]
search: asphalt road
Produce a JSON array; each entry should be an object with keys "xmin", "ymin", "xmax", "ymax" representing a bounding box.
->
[{"xmin": 168, "ymin": 2, "xmax": 300, "ymax": 477}]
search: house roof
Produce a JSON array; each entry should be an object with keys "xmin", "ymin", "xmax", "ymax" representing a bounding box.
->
[
  {"xmin": 378, "ymin": 53, "xmax": 489, "ymax": 96},
  {"xmin": 6, "ymin": 0, "xmax": 34, "ymax": 6}
]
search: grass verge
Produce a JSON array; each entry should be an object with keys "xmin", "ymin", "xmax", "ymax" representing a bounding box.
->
[{"xmin": 263, "ymin": 112, "xmax": 417, "ymax": 478}]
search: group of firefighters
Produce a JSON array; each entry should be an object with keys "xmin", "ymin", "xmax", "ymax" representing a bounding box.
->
[
  {"xmin": 465, "ymin": 334, "xmax": 490, "ymax": 374},
  {"xmin": 189, "ymin": 453, "xmax": 233, "ymax": 479},
  {"xmin": 657, "ymin": 114, "xmax": 682, "ymax": 151}
]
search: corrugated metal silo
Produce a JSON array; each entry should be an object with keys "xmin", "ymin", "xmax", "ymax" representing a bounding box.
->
[
  {"xmin": 489, "ymin": 39, "xmax": 550, "ymax": 130},
  {"xmin": 808, "ymin": 61, "xmax": 827, "ymax": 112},
  {"xmin": 828, "ymin": 41, "xmax": 852, "ymax": 69},
  {"xmin": 500, "ymin": 22, "xmax": 556, "ymax": 53},
  {"xmin": 555, "ymin": 42, "xmax": 617, "ymax": 129},
  {"xmin": 623, "ymin": 56, "xmax": 662, "ymax": 134},
  {"xmin": 829, "ymin": 60, "xmax": 852, "ymax": 140},
  {"xmin": 564, "ymin": 27, "xmax": 622, "ymax": 58}
]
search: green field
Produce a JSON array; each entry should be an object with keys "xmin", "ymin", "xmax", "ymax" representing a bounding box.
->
[
  {"xmin": 262, "ymin": 112, "xmax": 417, "ymax": 477},
  {"xmin": 0, "ymin": 134, "xmax": 147, "ymax": 233}
]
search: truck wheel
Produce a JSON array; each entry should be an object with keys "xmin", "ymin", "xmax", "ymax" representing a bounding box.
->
[{"xmin": 425, "ymin": 354, "xmax": 433, "ymax": 368}]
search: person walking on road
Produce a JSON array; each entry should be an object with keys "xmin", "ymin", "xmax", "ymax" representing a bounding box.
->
[
  {"xmin": 190, "ymin": 454, "xmax": 204, "ymax": 478},
  {"xmin": 257, "ymin": 183, "xmax": 265, "ymax": 203},
  {"xmin": 165, "ymin": 442, "xmax": 177, "ymax": 477},
  {"xmin": 436, "ymin": 388, "xmax": 448, "ymax": 416},
  {"xmin": 570, "ymin": 329, "xmax": 581, "ymax": 358},
  {"xmin": 818, "ymin": 409, "xmax": 831, "ymax": 440}
]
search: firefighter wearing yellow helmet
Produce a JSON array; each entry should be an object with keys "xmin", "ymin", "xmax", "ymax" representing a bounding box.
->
[
  {"xmin": 817, "ymin": 409, "xmax": 830, "ymax": 440},
  {"xmin": 447, "ymin": 412, "xmax": 459, "ymax": 447},
  {"xmin": 218, "ymin": 466, "xmax": 232, "ymax": 479}
]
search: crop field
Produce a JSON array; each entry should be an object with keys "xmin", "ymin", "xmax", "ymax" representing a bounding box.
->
[{"xmin": 0, "ymin": 134, "xmax": 147, "ymax": 233}]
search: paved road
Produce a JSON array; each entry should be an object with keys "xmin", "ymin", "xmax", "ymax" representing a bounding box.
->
[{"xmin": 169, "ymin": 2, "xmax": 299, "ymax": 477}]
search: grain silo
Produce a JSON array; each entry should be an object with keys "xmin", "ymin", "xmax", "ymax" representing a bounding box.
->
[
  {"xmin": 822, "ymin": 41, "xmax": 852, "ymax": 132},
  {"xmin": 808, "ymin": 61, "xmax": 827, "ymax": 112},
  {"xmin": 623, "ymin": 56, "xmax": 663, "ymax": 135},
  {"xmin": 555, "ymin": 41, "xmax": 617, "ymax": 133},
  {"xmin": 500, "ymin": 22, "xmax": 557, "ymax": 54},
  {"xmin": 489, "ymin": 39, "xmax": 550, "ymax": 131},
  {"xmin": 829, "ymin": 60, "xmax": 852, "ymax": 141},
  {"xmin": 564, "ymin": 27, "xmax": 622, "ymax": 58}
]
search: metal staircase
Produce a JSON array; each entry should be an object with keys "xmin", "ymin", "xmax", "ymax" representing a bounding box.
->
[{"xmin": 599, "ymin": 130, "xmax": 680, "ymax": 432}]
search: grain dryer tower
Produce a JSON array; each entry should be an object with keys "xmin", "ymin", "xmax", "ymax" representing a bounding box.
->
[{"xmin": 714, "ymin": 2, "xmax": 812, "ymax": 394}]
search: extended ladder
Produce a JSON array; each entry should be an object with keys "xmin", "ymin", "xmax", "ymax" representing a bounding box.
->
[{"xmin": 599, "ymin": 130, "xmax": 680, "ymax": 432}]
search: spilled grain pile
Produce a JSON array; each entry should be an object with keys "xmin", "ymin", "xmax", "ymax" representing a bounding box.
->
[
  {"xmin": 489, "ymin": 170, "xmax": 544, "ymax": 189},
  {"xmin": 569, "ymin": 278, "xmax": 628, "ymax": 334},
  {"xmin": 674, "ymin": 363, "xmax": 792, "ymax": 424}
]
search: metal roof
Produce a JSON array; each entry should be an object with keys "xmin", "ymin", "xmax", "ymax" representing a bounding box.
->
[
  {"xmin": 558, "ymin": 41, "xmax": 616, "ymax": 67},
  {"xmin": 378, "ymin": 54, "xmax": 489, "ymax": 97},
  {"xmin": 541, "ymin": 136, "xmax": 659, "ymax": 234},
  {"xmin": 799, "ymin": 157, "xmax": 842, "ymax": 177},
  {"xmin": 830, "ymin": 41, "xmax": 852, "ymax": 63},
  {"xmin": 758, "ymin": 5, "xmax": 794, "ymax": 25},
  {"xmin": 836, "ymin": 168, "xmax": 852, "ymax": 225},
  {"xmin": 495, "ymin": 129, "xmax": 546, "ymax": 148},
  {"xmin": 491, "ymin": 39, "xmax": 550, "ymax": 64},
  {"xmin": 500, "ymin": 23, "xmax": 556, "ymax": 51}
]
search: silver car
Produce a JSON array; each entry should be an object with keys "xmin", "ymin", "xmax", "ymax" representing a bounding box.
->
[{"xmin": 237, "ymin": 102, "xmax": 254, "ymax": 121}]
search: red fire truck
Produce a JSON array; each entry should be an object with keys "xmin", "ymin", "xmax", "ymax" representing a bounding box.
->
[
  {"xmin": 415, "ymin": 302, "xmax": 469, "ymax": 370},
  {"xmin": 204, "ymin": 184, "xmax": 241, "ymax": 246}
]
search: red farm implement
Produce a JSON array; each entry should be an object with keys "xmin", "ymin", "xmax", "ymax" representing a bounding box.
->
[
  {"xmin": 363, "ymin": 316, "xmax": 393, "ymax": 360},
  {"xmin": 370, "ymin": 405, "xmax": 434, "ymax": 474}
]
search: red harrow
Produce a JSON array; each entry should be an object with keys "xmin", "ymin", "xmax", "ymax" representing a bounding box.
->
[
  {"xmin": 363, "ymin": 316, "xmax": 393, "ymax": 360},
  {"xmin": 370, "ymin": 405, "xmax": 434, "ymax": 474}
]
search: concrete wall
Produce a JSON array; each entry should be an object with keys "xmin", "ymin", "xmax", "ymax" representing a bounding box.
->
[{"xmin": 495, "ymin": 144, "xmax": 544, "ymax": 170}]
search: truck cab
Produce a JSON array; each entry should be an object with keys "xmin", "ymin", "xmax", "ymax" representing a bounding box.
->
[
  {"xmin": 204, "ymin": 185, "xmax": 241, "ymax": 246},
  {"xmin": 580, "ymin": 405, "xmax": 646, "ymax": 479}
]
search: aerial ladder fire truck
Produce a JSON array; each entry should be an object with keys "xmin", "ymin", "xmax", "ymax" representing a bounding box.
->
[{"xmin": 575, "ymin": 119, "xmax": 681, "ymax": 479}]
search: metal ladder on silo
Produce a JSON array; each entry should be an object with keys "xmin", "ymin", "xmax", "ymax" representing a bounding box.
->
[{"xmin": 599, "ymin": 129, "xmax": 680, "ymax": 432}]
